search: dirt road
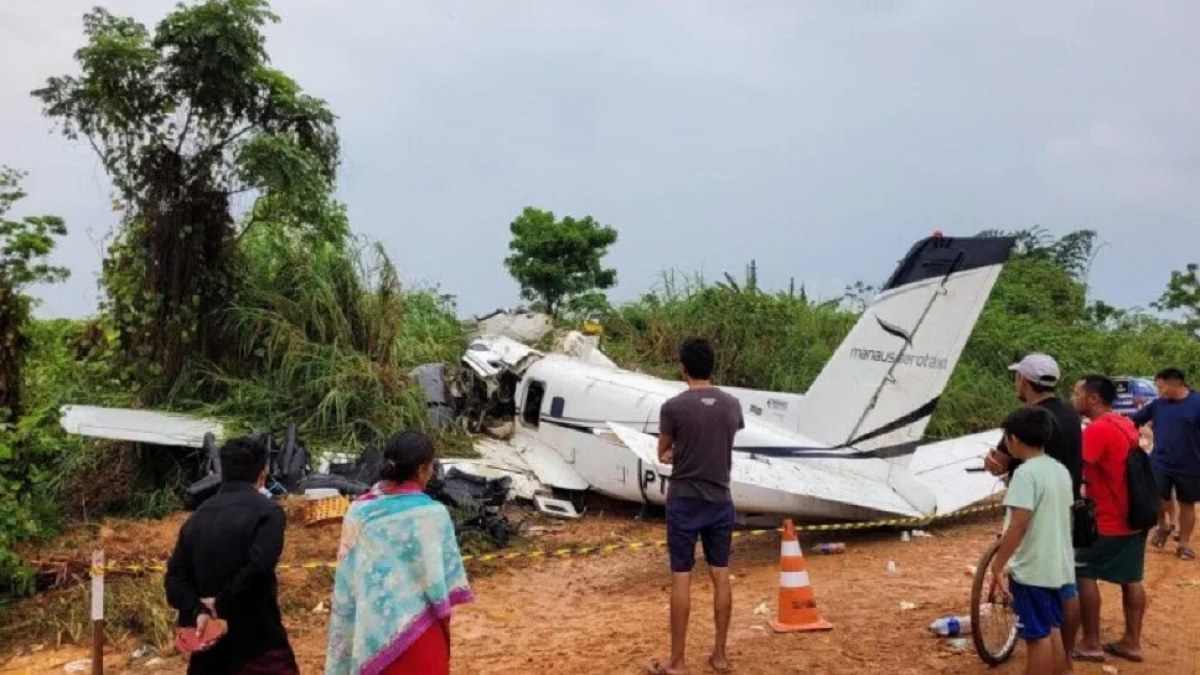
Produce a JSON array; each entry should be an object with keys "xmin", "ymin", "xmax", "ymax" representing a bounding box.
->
[{"xmin": 5, "ymin": 511, "xmax": 1200, "ymax": 674}]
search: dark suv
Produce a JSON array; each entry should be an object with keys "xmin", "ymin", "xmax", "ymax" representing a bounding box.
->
[{"xmin": 1113, "ymin": 376, "xmax": 1157, "ymax": 417}]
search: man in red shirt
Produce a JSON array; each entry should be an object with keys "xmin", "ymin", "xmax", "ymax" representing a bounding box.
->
[{"xmin": 1070, "ymin": 375, "xmax": 1147, "ymax": 664}]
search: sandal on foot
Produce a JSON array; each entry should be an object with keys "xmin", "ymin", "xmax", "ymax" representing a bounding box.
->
[
  {"xmin": 1103, "ymin": 642, "xmax": 1144, "ymax": 663},
  {"xmin": 708, "ymin": 656, "xmax": 733, "ymax": 674},
  {"xmin": 1179, "ymin": 545, "xmax": 1196, "ymax": 560},
  {"xmin": 1071, "ymin": 648, "xmax": 1105, "ymax": 663},
  {"xmin": 1152, "ymin": 525, "xmax": 1173, "ymax": 548},
  {"xmin": 647, "ymin": 661, "xmax": 686, "ymax": 675}
]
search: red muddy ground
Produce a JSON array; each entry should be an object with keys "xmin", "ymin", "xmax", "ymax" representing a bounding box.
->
[{"xmin": 4, "ymin": 504, "xmax": 1200, "ymax": 674}]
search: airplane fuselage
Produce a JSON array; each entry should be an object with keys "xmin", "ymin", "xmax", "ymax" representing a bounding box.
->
[{"xmin": 509, "ymin": 354, "xmax": 931, "ymax": 521}]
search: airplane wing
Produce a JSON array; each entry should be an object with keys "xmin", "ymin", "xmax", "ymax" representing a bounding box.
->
[
  {"xmin": 59, "ymin": 405, "xmax": 223, "ymax": 447},
  {"xmin": 473, "ymin": 436, "xmax": 591, "ymax": 492},
  {"xmin": 605, "ymin": 422, "xmax": 925, "ymax": 519},
  {"xmin": 909, "ymin": 428, "xmax": 1006, "ymax": 515},
  {"xmin": 602, "ymin": 422, "xmax": 663, "ymax": 467}
]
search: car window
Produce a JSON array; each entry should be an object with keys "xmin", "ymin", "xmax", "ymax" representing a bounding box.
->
[{"xmin": 1115, "ymin": 380, "xmax": 1130, "ymax": 395}]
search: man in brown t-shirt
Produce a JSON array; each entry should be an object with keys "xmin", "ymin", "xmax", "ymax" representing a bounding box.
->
[{"xmin": 648, "ymin": 338, "xmax": 744, "ymax": 675}]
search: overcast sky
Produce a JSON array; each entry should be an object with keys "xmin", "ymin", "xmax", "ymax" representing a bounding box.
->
[{"xmin": 3, "ymin": 0, "xmax": 1198, "ymax": 319}]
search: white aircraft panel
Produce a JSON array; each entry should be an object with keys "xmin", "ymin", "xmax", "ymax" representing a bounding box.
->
[
  {"xmin": 58, "ymin": 405, "xmax": 223, "ymax": 448},
  {"xmin": 474, "ymin": 436, "xmax": 590, "ymax": 491},
  {"xmin": 910, "ymin": 428, "xmax": 1006, "ymax": 514}
]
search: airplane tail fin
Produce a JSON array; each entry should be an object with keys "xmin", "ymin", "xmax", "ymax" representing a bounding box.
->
[{"xmin": 793, "ymin": 233, "xmax": 1016, "ymax": 454}]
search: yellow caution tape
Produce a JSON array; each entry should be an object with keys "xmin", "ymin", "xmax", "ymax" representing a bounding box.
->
[{"xmin": 82, "ymin": 501, "xmax": 1002, "ymax": 576}]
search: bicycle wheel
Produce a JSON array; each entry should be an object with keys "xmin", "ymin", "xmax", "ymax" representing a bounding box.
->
[{"xmin": 970, "ymin": 537, "xmax": 1018, "ymax": 666}]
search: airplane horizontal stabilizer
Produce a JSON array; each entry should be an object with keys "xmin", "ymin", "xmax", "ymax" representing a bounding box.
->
[{"xmin": 910, "ymin": 429, "xmax": 1006, "ymax": 514}]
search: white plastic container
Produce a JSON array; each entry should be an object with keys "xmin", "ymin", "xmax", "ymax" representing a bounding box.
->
[{"xmin": 929, "ymin": 615, "xmax": 972, "ymax": 637}]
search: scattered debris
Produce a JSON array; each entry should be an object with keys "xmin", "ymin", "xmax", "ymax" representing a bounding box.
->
[
  {"xmin": 899, "ymin": 602, "xmax": 917, "ymax": 611},
  {"xmin": 753, "ymin": 601, "xmax": 770, "ymax": 616},
  {"xmin": 470, "ymin": 310, "xmax": 553, "ymax": 344},
  {"xmin": 58, "ymin": 405, "xmax": 223, "ymax": 447},
  {"xmin": 929, "ymin": 615, "xmax": 972, "ymax": 637},
  {"xmin": 912, "ymin": 529, "xmax": 933, "ymax": 538},
  {"xmin": 63, "ymin": 661, "xmax": 89, "ymax": 673},
  {"xmin": 901, "ymin": 531, "xmax": 911, "ymax": 542},
  {"xmin": 131, "ymin": 645, "xmax": 156, "ymax": 660},
  {"xmin": 886, "ymin": 560, "xmax": 898, "ymax": 574},
  {"xmin": 965, "ymin": 565, "xmax": 977, "ymax": 577},
  {"xmin": 312, "ymin": 601, "xmax": 328, "ymax": 614},
  {"xmin": 532, "ymin": 494, "xmax": 581, "ymax": 519},
  {"xmin": 946, "ymin": 638, "xmax": 970, "ymax": 651},
  {"xmin": 426, "ymin": 465, "xmax": 522, "ymax": 548},
  {"xmin": 811, "ymin": 542, "xmax": 845, "ymax": 555},
  {"xmin": 1101, "ymin": 666, "xmax": 1119, "ymax": 674},
  {"xmin": 411, "ymin": 363, "xmax": 456, "ymax": 430}
]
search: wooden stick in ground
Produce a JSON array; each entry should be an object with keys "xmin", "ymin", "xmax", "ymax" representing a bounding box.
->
[{"xmin": 91, "ymin": 550, "xmax": 105, "ymax": 675}]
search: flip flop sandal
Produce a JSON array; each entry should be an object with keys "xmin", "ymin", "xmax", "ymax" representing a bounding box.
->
[
  {"xmin": 647, "ymin": 661, "xmax": 682, "ymax": 675},
  {"xmin": 1071, "ymin": 648, "xmax": 1105, "ymax": 663},
  {"xmin": 708, "ymin": 655, "xmax": 733, "ymax": 674},
  {"xmin": 1103, "ymin": 642, "xmax": 1144, "ymax": 663},
  {"xmin": 1152, "ymin": 526, "xmax": 1173, "ymax": 548},
  {"xmin": 1178, "ymin": 546, "xmax": 1196, "ymax": 560}
]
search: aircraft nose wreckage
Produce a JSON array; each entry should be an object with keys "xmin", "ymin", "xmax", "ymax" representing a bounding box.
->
[{"xmin": 451, "ymin": 232, "xmax": 1019, "ymax": 524}]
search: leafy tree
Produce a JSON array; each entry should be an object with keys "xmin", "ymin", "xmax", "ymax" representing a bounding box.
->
[
  {"xmin": 504, "ymin": 207, "xmax": 618, "ymax": 317},
  {"xmin": 1155, "ymin": 263, "xmax": 1200, "ymax": 332},
  {"xmin": 32, "ymin": 0, "xmax": 340, "ymax": 402},
  {"xmin": 0, "ymin": 167, "xmax": 69, "ymax": 423},
  {"xmin": 841, "ymin": 281, "xmax": 876, "ymax": 312},
  {"xmin": 978, "ymin": 226, "xmax": 1099, "ymax": 282},
  {"xmin": 0, "ymin": 169, "xmax": 68, "ymax": 596}
]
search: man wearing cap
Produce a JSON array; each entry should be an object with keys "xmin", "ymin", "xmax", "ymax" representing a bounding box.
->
[{"xmin": 985, "ymin": 353, "xmax": 1084, "ymax": 670}]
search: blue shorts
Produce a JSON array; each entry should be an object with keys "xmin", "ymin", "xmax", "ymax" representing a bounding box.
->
[
  {"xmin": 1010, "ymin": 578, "xmax": 1064, "ymax": 641},
  {"xmin": 1060, "ymin": 583, "xmax": 1077, "ymax": 600},
  {"xmin": 666, "ymin": 498, "xmax": 735, "ymax": 573}
]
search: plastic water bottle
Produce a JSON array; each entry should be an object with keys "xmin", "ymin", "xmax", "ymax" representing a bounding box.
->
[
  {"xmin": 811, "ymin": 542, "xmax": 845, "ymax": 555},
  {"xmin": 929, "ymin": 615, "xmax": 972, "ymax": 637}
]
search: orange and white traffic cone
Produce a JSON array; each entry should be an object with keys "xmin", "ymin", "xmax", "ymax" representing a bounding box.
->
[{"xmin": 768, "ymin": 519, "xmax": 833, "ymax": 633}]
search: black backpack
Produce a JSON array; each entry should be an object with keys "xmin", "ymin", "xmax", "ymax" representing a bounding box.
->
[
  {"xmin": 1125, "ymin": 440, "xmax": 1162, "ymax": 531},
  {"xmin": 1091, "ymin": 417, "xmax": 1161, "ymax": 532}
]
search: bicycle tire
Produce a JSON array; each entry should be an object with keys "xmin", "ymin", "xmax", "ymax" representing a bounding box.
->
[{"xmin": 970, "ymin": 537, "xmax": 1018, "ymax": 666}]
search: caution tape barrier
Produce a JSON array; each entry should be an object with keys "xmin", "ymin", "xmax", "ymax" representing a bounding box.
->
[{"xmin": 80, "ymin": 501, "xmax": 1002, "ymax": 576}]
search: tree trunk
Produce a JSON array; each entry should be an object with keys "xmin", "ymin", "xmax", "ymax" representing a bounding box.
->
[{"xmin": 0, "ymin": 283, "xmax": 23, "ymax": 424}]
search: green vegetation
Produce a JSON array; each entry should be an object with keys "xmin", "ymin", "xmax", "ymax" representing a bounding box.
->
[
  {"xmin": 0, "ymin": 168, "xmax": 72, "ymax": 596},
  {"xmin": 504, "ymin": 206, "xmax": 618, "ymax": 318},
  {"xmin": 600, "ymin": 229, "xmax": 1200, "ymax": 442},
  {"xmin": 33, "ymin": 0, "xmax": 342, "ymax": 405},
  {"xmin": 1, "ymin": 0, "xmax": 467, "ymax": 598},
  {"xmin": 1156, "ymin": 263, "xmax": 1200, "ymax": 333},
  {"xmin": 3, "ymin": 0, "xmax": 1199, "ymax": 626}
]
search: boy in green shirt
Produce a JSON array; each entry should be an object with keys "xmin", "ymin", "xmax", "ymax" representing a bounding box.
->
[{"xmin": 990, "ymin": 405, "xmax": 1076, "ymax": 675}]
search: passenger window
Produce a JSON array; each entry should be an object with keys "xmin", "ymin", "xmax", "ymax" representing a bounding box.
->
[
  {"xmin": 550, "ymin": 396, "xmax": 565, "ymax": 418},
  {"xmin": 523, "ymin": 381, "xmax": 546, "ymax": 427}
]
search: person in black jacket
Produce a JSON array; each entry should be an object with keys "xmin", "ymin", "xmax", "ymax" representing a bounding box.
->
[{"xmin": 165, "ymin": 436, "xmax": 297, "ymax": 674}]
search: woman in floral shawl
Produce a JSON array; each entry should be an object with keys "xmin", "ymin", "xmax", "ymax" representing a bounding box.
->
[{"xmin": 325, "ymin": 431, "xmax": 474, "ymax": 675}]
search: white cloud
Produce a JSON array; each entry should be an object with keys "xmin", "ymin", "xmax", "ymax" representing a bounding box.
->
[{"xmin": 1043, "ymin": 113, "xmax": 1198, "ymax": 210}]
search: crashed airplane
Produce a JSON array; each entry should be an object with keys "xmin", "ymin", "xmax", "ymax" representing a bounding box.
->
[{"xmin": 454, "ymin": 232, "xmax": 1018, "ymax": 523}]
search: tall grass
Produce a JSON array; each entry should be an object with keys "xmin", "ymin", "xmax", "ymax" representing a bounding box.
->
[
  {"xmin": 600, "ymin": 259, "xmax": 1200, "ymax": 442},
  {"xmin": 602, "ymin": 270, "xmax": 855, "ymax": 389},
  {"xmin": 168, "ymin": 228, "xmax": 472, "ymax": 456}
]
